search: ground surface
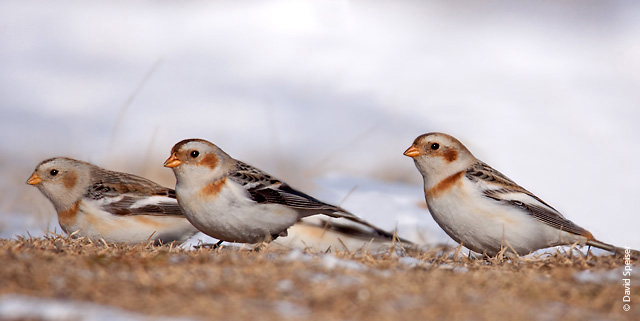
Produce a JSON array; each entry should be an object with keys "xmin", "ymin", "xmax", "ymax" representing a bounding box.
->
[{"xmin": 0, "ymin": 236, "xmax": 637, "ymax": 321}]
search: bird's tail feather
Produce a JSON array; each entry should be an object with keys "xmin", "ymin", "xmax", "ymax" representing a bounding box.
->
[
  {"xmin": 587, "ymin": 239, "xmax": 640, "ymax": 259},
  {"xmin": 324, "ymin": 211, "xmax": 414, "ymax": 245}
]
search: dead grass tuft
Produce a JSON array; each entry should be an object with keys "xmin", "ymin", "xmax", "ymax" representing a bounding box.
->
[{"xmin": 0, "ymin": 234, "xmax": 637, "ymax": 321}]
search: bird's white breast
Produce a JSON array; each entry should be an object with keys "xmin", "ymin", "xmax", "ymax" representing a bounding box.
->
[
  {"xmin": 64, "ymin": 200, "xmax": 197, "ymax": 244},
  {"xmin": 176, "ymin": 179, "xmax": 300, "ymax": 243},
  {"xmin": 425, "ymin": 177, "xmax": 584, "ymax": 256}
]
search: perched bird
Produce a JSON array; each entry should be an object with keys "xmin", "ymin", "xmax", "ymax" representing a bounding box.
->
[
  {"xmin": 164, "ymin": 138, "xmax": 407, "ymax": 246},
  {"xmin": 404, "ymin": 132, "xmax": 633, "ymax": 257},
  {"xmin": 27, "ymin": 157, "xmax": 199, "ymax": 244}
]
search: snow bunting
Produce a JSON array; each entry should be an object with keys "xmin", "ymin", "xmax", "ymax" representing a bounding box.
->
[
  {"xmin": 164, "ymin": 138, "xmax": 407, "ymax": 245},
  {"xmin": 404, "ymin": 132, "xmax": 632, "ymax": 257},
  {"xmin": 27, "ymin": 157, "xmax": 199, "ymax": 244}
]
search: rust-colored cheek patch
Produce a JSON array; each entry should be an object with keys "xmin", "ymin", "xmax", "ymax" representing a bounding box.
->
[
  {"xmin": 427, "ymin": 171, "xmax": 464, "ymax": 199},
  {"xmin": 199, "ymin": 154, "xmax": 218, "ymax": 169},
  {"xmin": 62, "ymin": 172, "xmax": 78, "ymax": 189},
  {"xmin": 442, "ymin": 149, "xmax": 458, "ymax": 162},
  {"xmin": 58, "ymin": 201, "xmax": 80, "ymax": 232},
  {"xmin": 200, "ymin": 177, "xmax": 227, "ymax": 198}
]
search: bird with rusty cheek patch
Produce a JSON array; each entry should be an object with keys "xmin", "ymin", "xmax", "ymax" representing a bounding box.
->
[
  {"xmin": 165, "ymin": 138, "xmax": 409, "ymax": 245},
  {"xmin": 28, "ymin": 158, "xmax": 92, "ymax": 231},
  {"xmin": 404, "ymin": 132, "xmax": 637, "ymax": 257},
  {"xmin": 404, "ymin": 134, "xmax": 475, "ymax": 195},
  {"xmin": 27, "ymin": 157, "xmax": 198, "ymax": 244},
  {"xmin": 165, "ymin": 139, "xmax": 234, "ymax": 200}
]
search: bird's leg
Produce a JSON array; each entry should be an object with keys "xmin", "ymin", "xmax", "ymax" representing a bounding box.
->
[
  {"xmin": 251, "ymin": 234, "xmax": 281, "ymax": 252},
  {"xmin": 193, "ymin": 240, "xmax": 224, "ymax": 250}
]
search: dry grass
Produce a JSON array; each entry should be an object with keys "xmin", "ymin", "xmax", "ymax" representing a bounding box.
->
[{"xmin": 0, "ymin": 235, "xmax": 637, "ymax": 321}]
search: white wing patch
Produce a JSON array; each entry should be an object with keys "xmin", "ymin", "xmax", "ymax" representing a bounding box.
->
[
  {"xmin": 94, "ymin": 195, "xmax": 124, "ymax": 206},
  {"xmin": 130, "ymin": 195, "xmax": 177, "ymax": 209}
]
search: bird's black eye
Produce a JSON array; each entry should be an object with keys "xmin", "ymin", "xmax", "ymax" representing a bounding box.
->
[
  {"xmin": 430, "ymin": 143, "xmax": 440, "ymax": 150},
  {"xmin": 190, "ymin": 150, "xmax": 200, "ymax": 158},
  {"xmin": 50, "ymin": 169, "xmax": 59, "ymax": 176}
]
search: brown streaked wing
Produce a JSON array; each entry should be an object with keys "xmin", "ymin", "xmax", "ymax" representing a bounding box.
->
[
  {"xmin": 84, "ymin": 169, "xmax": 183, "ymax": 217},
  {"xmin": 466, "ymin": 161, "xmax": 559, "ymax": 211},
  {"xmin": 229, "ymin": 161, "xmax": 341, "ymax": 211},
  {"xmin": 99, "ymin": 194, "xmax": 184, "ymax": 217},
  {"xmin": 228, "ymin": 160, "xmax": 412, "ymax": 243},
  {"xmin": 245, "ymin": 182, "xmax": 344, "ymax": 212},
  {"xmin": 468, "ymin": 161, "xmax": 592, "ymax": 238},
  {"xmin": 231, "ymin": 161, "xmax": 279, "ymax": 186},
  {"xmin": 86, "ymin": 168, "xmax": 175, "ymax": 199}
]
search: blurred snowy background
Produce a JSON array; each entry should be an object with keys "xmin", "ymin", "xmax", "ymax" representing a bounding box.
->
[{"xmin": 1, "ymin": 0, "xmax": 639, "ymax": 250}]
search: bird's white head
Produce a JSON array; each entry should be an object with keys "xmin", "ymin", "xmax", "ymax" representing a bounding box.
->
[
  {"xmin": 27, "ymin": 157, "xmax": 92, "ymax": 211},
  {"xmin": 164, "ymin": 139, "xmax": 233, "ymax": 187},
  {"xmin": 403, "ymin": 132, "xmax": 476, "ymax": 188}
]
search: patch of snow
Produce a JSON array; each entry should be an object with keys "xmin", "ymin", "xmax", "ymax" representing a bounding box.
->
[
  {"xmin": 397, "ymin": 256, "xmax": 423, "ymax": 268},
  {"xmin": 0, "ymin": 294, "xmax": 196, "ymax": 321},
  {"xmin": 320, "ymin": 254, "xmax": 368, "ymax": 271},
  {"xmin": 0, "ymin": 213, "xmax": 48, "ymax": 239},
  {"xmin": 573, "ymin": 268, "xmax": 622, "ymax": 284},
  {"xmin": 438, "ymin": 264, "xmax": 470, "ymax": 273},
  {"xmin": 274, "ymin": 300, "xmax": 310, "ymax": 319},
  {"xmin": 536, "ymin": 301, "xmax": 612, "ymax": 321},
  {"xmin": 276, "ymin": 279, "xmax": 295, "ymax": 293},
  {"xmin": 284, "ymin": 248, "xmax": 313, "ymax": 262},
  {"xmin": 308, "ymin": 272, "xmax": 329, "ymax": 284},
  {"xmin": 284, "ymin": 249, "xmax": 368, "ymax": 271}
]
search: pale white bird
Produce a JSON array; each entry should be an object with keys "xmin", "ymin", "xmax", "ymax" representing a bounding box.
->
[
  {"xmin": 164, "ymin": 138, "xmax": 409, "ymax": 246},
  {"xmin": 404, "ymin": 132, "xmax": 635, "ymax": 257},
  {"xmin": 27, "ymin": 157, "xmax": 199, "ymax": 244}
]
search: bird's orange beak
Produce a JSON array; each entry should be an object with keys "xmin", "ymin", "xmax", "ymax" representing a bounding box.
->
[
  {"xmin": 164, "ymin": 154, "xmax": 182, "ymax": 168},
  {"xmin": 27, "ymin": 173, "xmax": 42, "ymax": 185},
  {"xmin": 403, "ymin": 146, "xmax": 420, "ymax": 157}
]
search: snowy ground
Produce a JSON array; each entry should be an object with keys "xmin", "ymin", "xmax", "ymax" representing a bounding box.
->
[
  {"xmin": 3, "ymin": 237, "xmax": 629, "ymax": 321},
  {"xmin": 1, "ymin": 0, "xmax": 639, "ymax": 252},
  {"xmin": 0, "ymin": 295, "xmax": 198, "ymax": 321}
]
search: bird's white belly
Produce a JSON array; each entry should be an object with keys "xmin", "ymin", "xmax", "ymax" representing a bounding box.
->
[
  {"xmin": 65, "ymin": 201, "xmax": 198, "ymax": 244},
  {"xmin": 177, "ymin": 183, "xmax": 300, "ymax": 243},
  {"xmin": 425, "ymin": 181, "xmax": 583, "ymax": 256}
]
